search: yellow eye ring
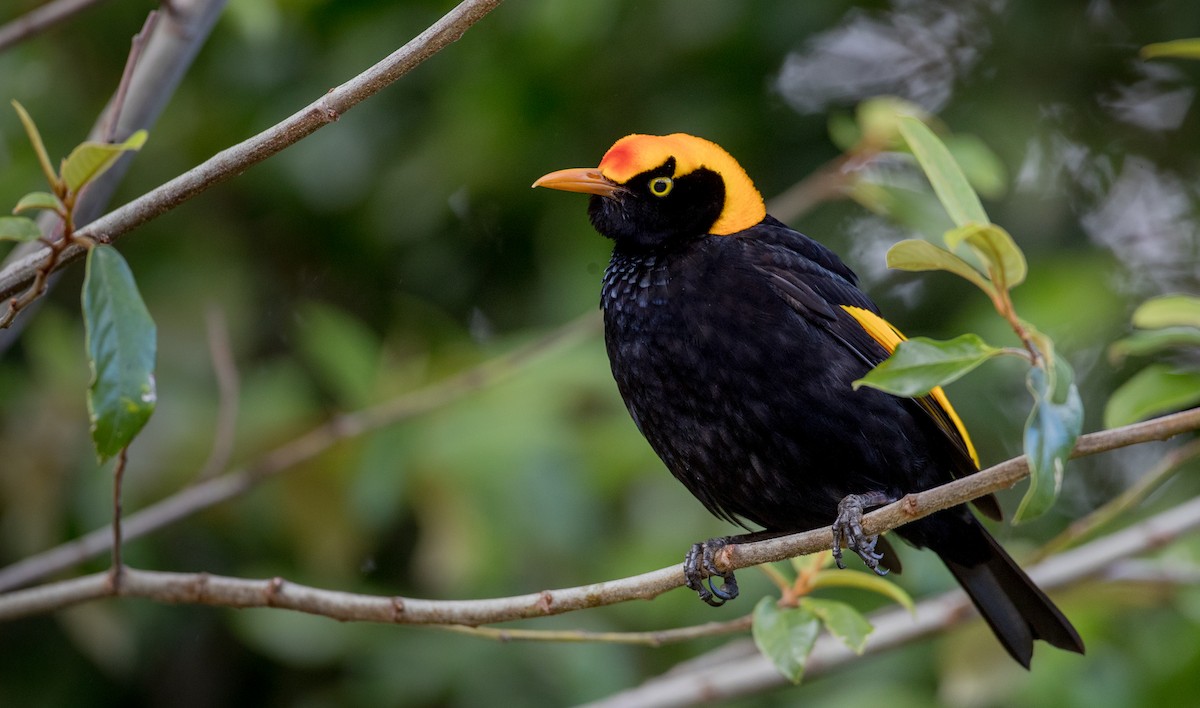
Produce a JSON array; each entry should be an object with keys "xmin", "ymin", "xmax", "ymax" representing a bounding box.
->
[{"xmin": 648, "ymin": 176, "xmax": 674, "ymax": 197}]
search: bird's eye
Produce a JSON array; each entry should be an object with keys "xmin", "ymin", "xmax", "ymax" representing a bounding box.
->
[{"xmin": 648, "ymin": 176, "xmax": 674, "ymax": 197}]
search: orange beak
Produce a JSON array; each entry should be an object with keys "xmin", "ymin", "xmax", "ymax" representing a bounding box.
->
[{"xmin": 532, "ymin": 167, "xmax": 624, "ymax": 198}]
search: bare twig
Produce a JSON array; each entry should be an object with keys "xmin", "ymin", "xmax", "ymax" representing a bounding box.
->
[
  {"xmin": 195, "ymin": 306, "xmax": 240, "ymax": 481},
  {"xmin": 436, "ymin": 614, "xmax": 754, "ymax": 647},
  {"xmin": 0, "ymin": 0, "xmax": 114, "ymax": 52},
  {"xmin": 0, "ymin": 0, "xmax": 506, "ymax": 311},
  {"xmin": 108, "ymin": 446, "xmax": 129, "ymax": 589},
  {"xmin": 101, "ymin": 9, "xmax": 159, "ymax": 142},
  {"xmin": 1, "ymin": 407, "xmax": 1197, "ymax": 623},
  {"xmin": 0, "ymin": 311, "xmax": 599, "ymax": 592}
]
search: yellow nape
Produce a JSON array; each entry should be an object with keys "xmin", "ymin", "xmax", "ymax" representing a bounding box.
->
[
  {"xmin": 840, "ymin": 305, "xmax": 981, "ymax": 467},
  {"xmin": 598, "ymin": 133, "xmax": 766, "ymax": 236}
]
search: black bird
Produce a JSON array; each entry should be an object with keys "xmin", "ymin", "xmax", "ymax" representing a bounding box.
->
[{"xmin": 533, "ymin": 133, "xmax": 1084, "ymax": 667}]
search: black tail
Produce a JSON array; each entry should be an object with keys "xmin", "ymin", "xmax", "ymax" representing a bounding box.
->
[{"xmin": 939, "ymin": 517, "xmax": 1085, "ymax": 668}]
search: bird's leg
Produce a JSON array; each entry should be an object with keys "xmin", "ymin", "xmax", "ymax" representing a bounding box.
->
[
  {"xmin": 832, "ymin": 491, "xmax": 896, "ymax": 576},
  {"xmin": 684, "ymin": 537, "xmax": 739, "ymax": 606}
]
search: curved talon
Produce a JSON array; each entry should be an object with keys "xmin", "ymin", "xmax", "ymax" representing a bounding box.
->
[
  {"xmin": 684, "ymin": 537, "xmax": 740, "ymax": 606},
  {"xmin": 833, "ymin": 491, "xmax": 895, "ymax": 576}
]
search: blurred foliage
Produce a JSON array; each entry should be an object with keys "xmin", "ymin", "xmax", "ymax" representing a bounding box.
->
[{"xmin": 1, "ymin": 0, "xmax": 1200, "ymax": 706}]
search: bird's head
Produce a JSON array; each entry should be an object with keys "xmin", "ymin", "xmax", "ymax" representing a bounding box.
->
[{"xmin": 533, "ymin": 133, "xmax": 766, "ymax": 249}]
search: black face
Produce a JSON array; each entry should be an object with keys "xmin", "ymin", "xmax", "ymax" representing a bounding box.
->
[{"xmin": 587, "ymin": 157, "xmax": 725, "ymax": 250}]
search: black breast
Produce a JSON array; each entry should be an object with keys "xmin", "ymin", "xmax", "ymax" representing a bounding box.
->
[{"xmin": 600, "ymin": 234, "xmax": 946, "ymax": 533}]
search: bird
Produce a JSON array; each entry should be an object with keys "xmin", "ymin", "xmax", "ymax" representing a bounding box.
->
[{"xmin": 532, "ymin": 132, "xmax": 1084, "ymax": 667}]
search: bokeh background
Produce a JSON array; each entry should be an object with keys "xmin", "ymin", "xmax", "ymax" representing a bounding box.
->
[{"xmin": 1, "ymin": 0, "xmax": 1199, "ymax": 705}]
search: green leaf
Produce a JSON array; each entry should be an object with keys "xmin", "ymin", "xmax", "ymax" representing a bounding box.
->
[
  {"xmin": 1142, "ymin": 38, "xmax": 1200, "ymax": 60},
  {"xmin": 1015, "ymin": 365, "xmax": 1083, "ymax": 523},
  {"xmin": 801, "ymin": 598, "xmax": 874, "ymax": 654},
  {"xmin": 1104, "ymin": 363, "xmax": 1200, "ymax": 429},
  {"xmin": 897, "ymin": 116, "xmax": 988, "ymax": 227},
  {"xmin": 752, "ymin": 597, "xmax": 820, "ymax": 685},
  {"xmin": 61, "ymin": 130, "xmax": 148, "ymax": 194},
  {"xmin": 83, "ymin": 245, "xmax": 158, "ymax": 461},
  {"xmin": 13, "ymin": 191, "xmax": 61, "ymax": 214},
  {"xmin": 943, "ymin": 133, "xmax": 1008, "ymax": 200},
  {"xmin": 853, "ymin": 333, "xmax": 1003, "ymax": 397},
  {"xmin": 1132, "ymin": 294, "xmax": 1200, "ymax": 330},
  {"xmin": 809, "ymin": 567, "xmax": 915, "ymax": 613},
  {"xmin": 1109, "ymin": 327, "xmax": 1200, "ymax": 362},
  {"xmin": 11, "ymin": 100, "xmax": 59, "ymax": 190},
  {"xmin": 0, "ymin": 216, "xmax": 42, "ymax": 242},
  {"xmin": 944, "ymin": 222, "xmax": 1027, "ymax": 290},
  {"xmin": 885, "ymin": 239, "xmax": 993, "ymax": 295},
  {"xmin": 855, "ymin": 96, "xmax": 929, "ymax": 149}
]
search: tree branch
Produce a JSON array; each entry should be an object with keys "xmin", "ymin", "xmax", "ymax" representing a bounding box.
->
[
  {"xmin": 1, "ymin": 407, "xmax": 1196, "ymax": 623},
  {"xmin": 0, "ymin": 0, "xmax": 505, "ymax": 309},
  {"xmin": 0, "ymin": 0, "xmax": 114, "ymax": 52}
]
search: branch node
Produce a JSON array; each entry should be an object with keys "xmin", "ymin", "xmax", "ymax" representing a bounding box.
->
[
  {"xmin": 265, "ymin": 576, "xmax": 285, "ymax": 606},
  {"xmin": 901, "ymin": 494, "xmax": 921, "ymax": 517},
  {"xmin": 390, "ymin": 596, "xmax": 406, "ymax": 621},
  {"xmin": 537, "ymin": 590, "xmax": 554, "ymax": 613}
]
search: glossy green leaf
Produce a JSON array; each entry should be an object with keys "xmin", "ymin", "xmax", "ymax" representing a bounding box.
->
[
  {"xmin": 0, "ymin": 216, "xmax": 42, "ymax": 242},
  {"xmin": 809, "ymin": 566, "xmax": 915, "ymax": 613},
  {"xmin": 1104, "ymin": 363, "xmax": 1200, "ymax": 429},
  {"xmin": 853, "ymin": 333, "xmax": 1003, "ymax": 397},
  {"xmin": 944, "ymin": 223, "xmax": 1027, "ymax": 290},
  {"xmin": 1132, "ymin": 294, "xmax": 1200, "ymax": 330},
  {"xmin": 886, "ymin": 239, "xmax": 993, "ymax": 295},
  {"xmin": 1109, "ymin": 327, "xmax": 1200, "ymax": 362},
  {"xmin": 752, "ymin": 597, "xmax": 820, "ymax": 685},
  {"xmin": 802, "ymin": 598, "xmax": 874, "ymax": 654},
  {"xmin": 13, "ymin": 191, "xmax": 61, "ymax": 214},
  {"xmin": 1142, "ymin": 38, "xmax": 1200, "ymax": 60},
  {"xmin": 11, "ymin": 100, "xmax": 59, "ymax": 190},
  {"xmin": 898, "ymin": 116, "xmax": 988, "ymax": 227},
  {"xmin": 83, "ymin": 245, "xmax": 158, "ymax": 461},
  {"xmin": 61, "ymin": 130, "xmax": 148, "ymax": 194},
  {"xmin": 1015, "ymin": 366, "xmax": 1083, "ymax": 523}
]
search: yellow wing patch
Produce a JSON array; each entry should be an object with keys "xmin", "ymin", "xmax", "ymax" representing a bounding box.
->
[
  {"xmin": 841, "ymin": 305, "xmax": 980, "ymax": 467},
  {"xmin": 598, "ymin": 133, "xmax": 766, "ymax": 236}
]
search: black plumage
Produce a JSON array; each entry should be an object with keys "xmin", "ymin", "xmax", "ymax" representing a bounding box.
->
[{"xmin": 534, "ymin": 133, "xmax": 1084, "ymax": 667}]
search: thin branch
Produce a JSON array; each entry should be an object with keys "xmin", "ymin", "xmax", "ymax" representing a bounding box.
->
[
  {"xmin": 101, "ymin": 9, "xmax": 159, "ymax": 142},
  {"xmin": 0, "ymin": 311, "xmax": 600, "ymax": 592},
  {"xmin": 195, "ymin": 306, "xmax": 240, "ymax": 481},
  {"xmin": 1, "ymin": 407, "xmax": 1197, "ymax": 624},
  {"xmin": 0, "ymin": 0, "xmax": 506, "ymax": 311},
  {"xmin": 0, "ymin": 0, "xmax": 114, "ymax": 52},
  {"xmin": 436, "ymin": 614, "xmax": 754, "ymax": 647},
  {"xmin": 581, "ymin": 493, "xmax": 1200, "ymax": 708},
  {"xmin": 108, "ymin": 446, "xmax": 129, "ymax": 588}
]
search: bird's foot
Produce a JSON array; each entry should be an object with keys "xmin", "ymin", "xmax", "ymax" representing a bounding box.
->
[
  {"xmin": 684, "ymin": 537, "xmax": 739, "ymax": 607},
  {"xmin": 832, "ymin": 491, "xmax": 896, "ymax": 576}
]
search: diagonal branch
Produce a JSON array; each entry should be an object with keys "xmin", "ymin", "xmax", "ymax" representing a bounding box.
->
[
  {"xmin": 0, "ymin": 311, "xmax": 599, "ymax": 593},
  {"xmin": 0, "ymin": 0, "xmax": 114, "ymax": 52},
  {"xmin": 1, "ymin": 407, "xmax": 1196, "ymax": 623},
  {"xmin": 0, "ymin": 0, "xmax": 505, "ymax": 310}
]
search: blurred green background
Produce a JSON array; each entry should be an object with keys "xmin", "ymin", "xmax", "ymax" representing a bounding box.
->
[{"xmin": 2, "ymin": 0, "xmax": 1199, "ymax": 705}]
